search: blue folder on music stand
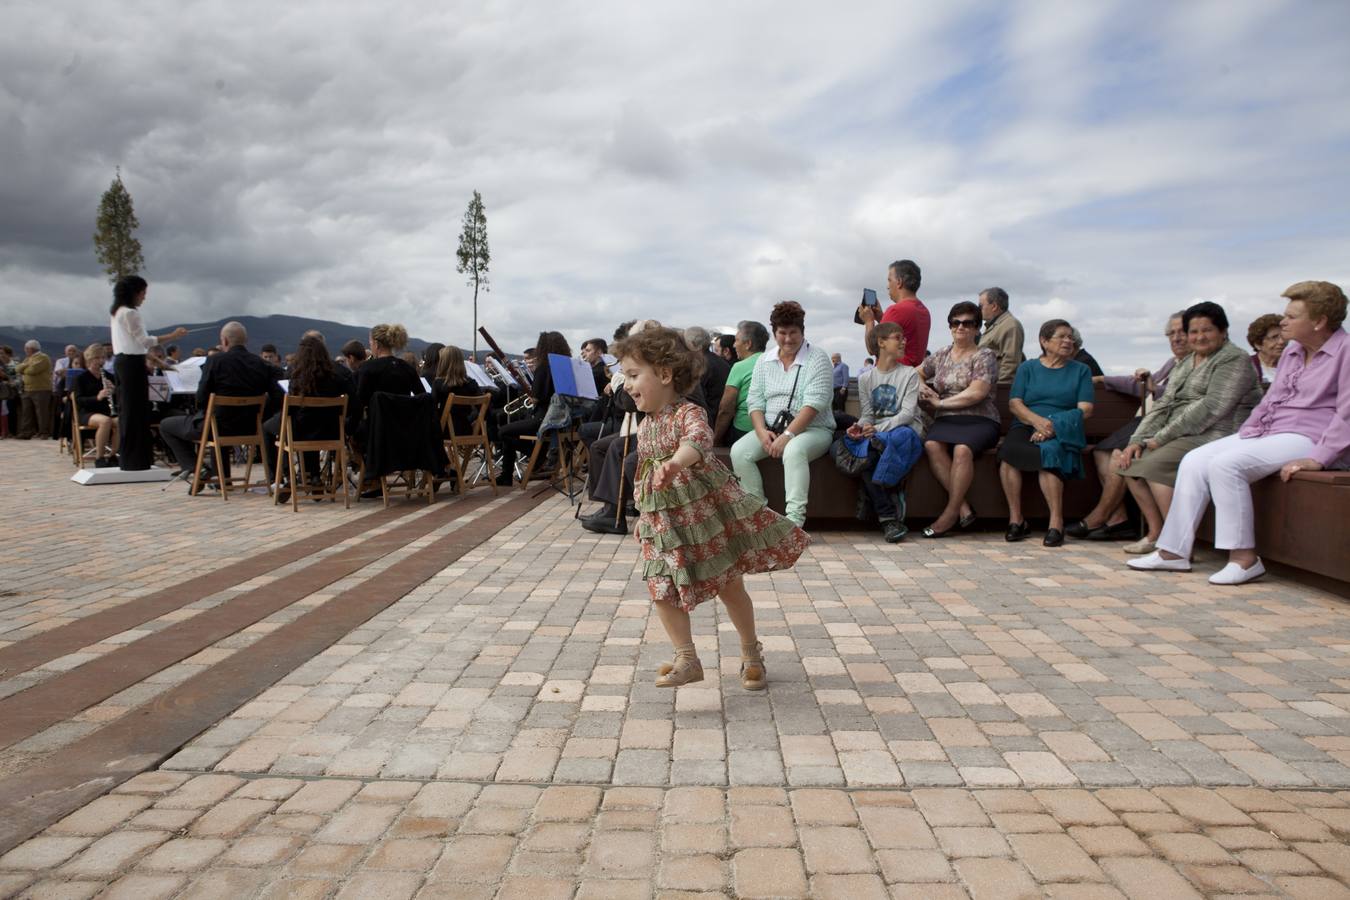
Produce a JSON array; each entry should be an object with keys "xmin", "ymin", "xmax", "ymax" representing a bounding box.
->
[{"xmin": 548, "ymin": 354, "xmax": 599, "ymax": 401}]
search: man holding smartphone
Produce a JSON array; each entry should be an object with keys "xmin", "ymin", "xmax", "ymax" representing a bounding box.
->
[{"xmin": 858, "ymin": 259, "xmax": 930, "ymax": 367}]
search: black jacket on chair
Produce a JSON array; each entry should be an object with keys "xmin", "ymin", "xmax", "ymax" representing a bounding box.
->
[
  {"xmin": 196, "ymin": 345, "xmax": 284, "ymax": 435},
  {"xmin": 365, "ymin": 391, "xmax": 447, "ymax": 478}
]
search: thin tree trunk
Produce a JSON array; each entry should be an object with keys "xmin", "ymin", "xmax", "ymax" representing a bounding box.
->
[{"xmin": 472, "ymin": 278, "xmax": 479, "ymax": 358}]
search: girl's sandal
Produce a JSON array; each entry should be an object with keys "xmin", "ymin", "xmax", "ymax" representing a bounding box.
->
[
  {"xmin": 656, "ymin": 646, "xmax": 703, "ymax": 687},
  {"xmin": 740, "ymin": 640, "xmax": 767, "ymax": 691}
]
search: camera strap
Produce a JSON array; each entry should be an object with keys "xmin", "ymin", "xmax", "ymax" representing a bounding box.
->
[{"xmin": 783, "ymin": 364, "xmax": 802, "ymax": 414}]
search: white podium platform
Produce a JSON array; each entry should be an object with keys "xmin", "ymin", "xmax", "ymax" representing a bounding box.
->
[{"xmin": 71, "ymin": 466, "xmax": 176, "ymax": 486}]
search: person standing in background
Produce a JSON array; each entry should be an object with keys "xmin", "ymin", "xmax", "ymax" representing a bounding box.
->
[
  {"xmin": 858, "ymin": 259, "xmax": 930, "ymax": 367},
  {"xmin": 15, "ymin": 341, "xmax": 53, "ymax": 439},
  {"xmin": 831, "ymin": 352, "xmax": 850, "ymax": 412},
  {"xmin": 977, "ymin": 287, "xmax": 1026, "ymax": 384},
  {"xmin": 110, "ymin": 276, "xmax": 188, "ymax": 470}
]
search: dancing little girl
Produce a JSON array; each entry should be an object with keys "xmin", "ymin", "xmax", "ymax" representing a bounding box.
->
[{"xmin": 614, "ymin": 324, "xmax": 810, "ymax": 689}]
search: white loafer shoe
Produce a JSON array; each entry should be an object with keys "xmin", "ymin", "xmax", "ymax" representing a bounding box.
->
[
  {"xmin": 1209, "ymin": 559, "xmax": 1266, "ymax": 585},
  {"xmin": 1127, "ymin": 551, "xmax": 1191, "ymax": 572}
]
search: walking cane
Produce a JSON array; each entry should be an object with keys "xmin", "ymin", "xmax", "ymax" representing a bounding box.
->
[{"xmin": 614, "ymin": 412, "xmax": 633, "ymax": 528}]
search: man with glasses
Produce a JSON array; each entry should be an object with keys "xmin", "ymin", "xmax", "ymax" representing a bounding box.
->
[{"xmin": 977, "ymin": 287, "xmax": 1025, "ymax": 384}]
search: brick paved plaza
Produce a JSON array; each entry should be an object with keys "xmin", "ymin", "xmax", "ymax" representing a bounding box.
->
[{"xmin": 2, "ymin": 438, "xmax": 1350, "ymax": 899}]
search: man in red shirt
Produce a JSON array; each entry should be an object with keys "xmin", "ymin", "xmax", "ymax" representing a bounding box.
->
[{"xmin": 859, "ymin": 259, "xmax": 930, "ymax": 367}]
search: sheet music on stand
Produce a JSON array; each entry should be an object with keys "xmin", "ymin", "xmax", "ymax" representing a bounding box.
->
[
  {"xmin": 164, "ymin": 366, "xmax": 201, "ymax": 394},
  {"xmin": 485, "ymin": 356, "xmax": 519, "ymax": 389},
  {"xmin": 548, "ymin": 353, "xmax": 599, "ymax": 401},
  {"xmin": 464, "ymin": 361, "xmax": 496, "ymax": 389},
  {"xmin": 147, "ymin": 375, "xmax": 171, "ymax": 403}
]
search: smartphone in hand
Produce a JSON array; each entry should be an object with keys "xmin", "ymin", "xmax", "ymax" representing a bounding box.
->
[{"xmin": 853, "ymin": 288, "xmax": 879, "ymax": 325}]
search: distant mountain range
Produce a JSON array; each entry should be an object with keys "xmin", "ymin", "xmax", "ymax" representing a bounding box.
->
[{"xmin": 0, "ymin": 314, "xmax": 440, "ymax": 359}]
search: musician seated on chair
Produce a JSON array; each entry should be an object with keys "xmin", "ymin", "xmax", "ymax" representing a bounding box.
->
[
  {"xmin": 496, "ymin": 331, "xmax": 570, "ymax": 487},
  {"xmin": 74, "ymin": 342, "xmax": 119, "ymax": 467},
  {"xmin": 263, "ymin": 334, "xmax": 350, "ymax": 490},
  {"xmin": 348, "ymin": 323, "xmax": 424, "ymax": 455},
  {"xmin": 432, "ymin": 345, "xmax": 486, "ymax": 438},
  {"xmin": 160, "ymin": 321, "xmax": 283, "ymax": 482}
]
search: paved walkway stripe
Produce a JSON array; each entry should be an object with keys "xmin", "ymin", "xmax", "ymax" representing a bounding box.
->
[
  {"xmin": 0, "ymin": 491, "xmax": 544, "ymax": 853},
  {"xmin": 0, "ymin": 501, "xmax": 414, "ymax": 677},
  {"xmin": 0, "ymin": 493, "xmax": 496, "ymax": 751}
]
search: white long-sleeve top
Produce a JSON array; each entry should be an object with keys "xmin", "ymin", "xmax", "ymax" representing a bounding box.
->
[{"xmin": 111, "ymin": 307, "xmax": 159, "ymax": 355}]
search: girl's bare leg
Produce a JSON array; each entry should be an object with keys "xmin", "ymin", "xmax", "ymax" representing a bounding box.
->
[
  {"xmin": 653, "ymin": 600, "xmax": 701, "ymax": 687},
  {"xmin": 720, "ymin": 576, "xmax": 765, "ymax": 690}
]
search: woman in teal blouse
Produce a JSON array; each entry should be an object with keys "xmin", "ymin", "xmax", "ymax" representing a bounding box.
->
[{"xmin": 998, "ymin": 319, "xmax": 1095, "ymax": 546}]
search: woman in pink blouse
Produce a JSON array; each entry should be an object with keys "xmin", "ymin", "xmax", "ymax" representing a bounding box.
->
[{"xmin": 1130, "ymin": 281, "xmax": 1349, "ymax": 584}]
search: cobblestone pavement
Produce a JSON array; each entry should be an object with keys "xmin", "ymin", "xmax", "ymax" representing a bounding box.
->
[{"xmin": 2, "ymin": 438, "xmax": 1349, "ymax": 898}]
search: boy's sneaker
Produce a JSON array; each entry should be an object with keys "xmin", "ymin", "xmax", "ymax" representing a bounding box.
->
[{"xmin": 882, "ymin": 519, "xmax": 908, "ymax": 543}]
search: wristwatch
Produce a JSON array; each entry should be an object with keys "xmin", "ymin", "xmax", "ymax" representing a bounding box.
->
[{"xmin": 783, "ymin": 429, "xmax": 796, "ymax": 439}]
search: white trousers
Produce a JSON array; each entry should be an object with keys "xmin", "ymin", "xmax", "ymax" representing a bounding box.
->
[{"xmin": 1157, "ymin": 432, "xmax": 1315, "ymax": 559}]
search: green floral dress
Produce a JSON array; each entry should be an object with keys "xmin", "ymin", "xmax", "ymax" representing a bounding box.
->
[{"xmin": 636, "ymin": 401, "xmax": 810, "ymax": 611}]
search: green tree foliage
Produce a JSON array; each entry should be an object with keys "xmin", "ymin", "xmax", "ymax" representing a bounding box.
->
[
  {"xmin": 93, "ymin": 169, "xmax": 145, "ymax": 284},
  {"xmin": 455, "ymin": 190, "xmax": 491, "ymax": 356}
]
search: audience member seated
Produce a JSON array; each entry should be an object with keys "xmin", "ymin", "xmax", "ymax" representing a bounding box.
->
[
  {"xmin": 998, "ymin": 319, "xmax": 1095, "ymax": 546},
  {"xmin": 919, "ymin": 301, "xmax": 1000, "ymax": 537},
  {"xmin": 731, "ymin": 301, "xmax": 835, "ymax": 527},
  {"xmin": 976, "ymin": 287, "xmax": 1025, "ymax": 384},
  {"xmin": 1116, "ymin": 301, "xmax": 1261, "ymax": 554},
  {"xmin": 687, "ymin": 326, "xmax": 730, "ymax": 423},
  {"xmin": 259, "ymin": 344, "xmax": 283, "ymax": 372},
  {"xmin": 1070, "ymin": 310, "xmax": 1190, "ymax": 543},
  {"xmin": 432, "ymin": 344, "xmax": 486, "ymax": 437},
  {"xmin": 717, "ymin": 333, "xmax": 736, "ymax": 364},
  {"xmin": 581, "ymin": 321, "xmax": 650, "ymax": 534},
  {"xmin": 580, "ymin": 322, "xmax": 637, "ymax": 452},
  {"xmin": 1130, "ymin": 281, "xmax": 1350, "ymax": 585},
  {"xmin": 73, "ymin": 343, "xmax": 118, "ymax": 466},
  {"xmin": 263, "ymin": 335, "xmax": 350, "ymax": 495},
  {"xmin": 160, "ymin": 321, "xmax": 283, "ymax": 481},
  {"xmin": 846, "ymin": 322, "xmax": 925, "ymax": 543},
  {"xmin": 713, "ymin": 320, "xmax": 768, "ymax": 447},
  {"xmin": 1246, "ymin": 313, "xmax": 1286, "ymax": 391},
  {"xmin": 1070, "ymin": 327, "xmax": 1105, "ymax": 377},
  {"xmin": 349, "ymin": 323, "xmax": 424, "ymax": 455},
  {"xmin": 497, "ymin": 331, "xmax": 570, "ymax": 486}
]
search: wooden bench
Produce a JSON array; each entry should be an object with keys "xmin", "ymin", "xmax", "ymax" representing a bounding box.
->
[{"xmin": 712, "ymin": 384, "xmax": 1141, "ymax": 523}]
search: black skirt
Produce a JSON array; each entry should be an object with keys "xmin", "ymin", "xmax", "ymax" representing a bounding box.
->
[
  {"xmin": 1094, "ymin": 416, "xmax": 1141, "ymax": 452},
  {"xmin": 926, "ymin": 414, "xmax": 1000, "ymax": 455},
  {"xmin": 996, "ymin": 422, "xmax": 1046, "ymax": 472}
]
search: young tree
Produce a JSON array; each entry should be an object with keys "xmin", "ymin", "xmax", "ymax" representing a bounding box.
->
[
  {"xmin": 455, "ymin": 190, "xmax": 490, "ymax": 357},
  {"xmin": 93, "ymin": 168, "xmax": 145, "ymax": 283}
]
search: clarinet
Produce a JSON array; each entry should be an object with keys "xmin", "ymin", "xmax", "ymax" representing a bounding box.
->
[{"xmin": 103, "ymin": 371, "xmax": 118, "ymax": 417}]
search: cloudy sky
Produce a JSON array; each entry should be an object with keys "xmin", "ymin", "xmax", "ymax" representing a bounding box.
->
[{"xmin": 3, "ymin": 0, "xmax": 1348, "ymax": 372}]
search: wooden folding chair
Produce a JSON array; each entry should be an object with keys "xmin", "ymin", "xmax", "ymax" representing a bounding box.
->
[
  {"xmin": 272, "ymin": 395, "xmax": 350, "ymax": 511},
  {"xmin": 441, "ymin": 394, "xmax": 498, "ymax": 496},
  {"xmin": 68, "ymin": 393, "xmax": 99, "ymax": 468},
  {"xmin": 190, "ymin": 393, "xmax": 269, "ymax": 501},
  {"xmin": 518, "ymin": 421, "xmax": 584, "ymax": 495}
]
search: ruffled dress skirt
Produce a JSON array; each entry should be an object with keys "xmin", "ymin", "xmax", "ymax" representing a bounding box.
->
[{"xmin": 637, "ymin": 456, "xmax": 810, "ymax": 611}]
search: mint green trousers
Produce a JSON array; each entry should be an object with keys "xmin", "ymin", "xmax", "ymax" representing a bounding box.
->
[{"xmin": 730, "ymin": 428, "xmax": 832, "ymax": 526}]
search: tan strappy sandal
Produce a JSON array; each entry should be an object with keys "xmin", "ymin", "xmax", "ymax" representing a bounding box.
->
[
  {"xmin": 740, "ymin": 640, "xmax": 767, "ymax": 691},
  {"xmin": 656, "ymin": 644, "xmax": 704, "ymax": 687}
]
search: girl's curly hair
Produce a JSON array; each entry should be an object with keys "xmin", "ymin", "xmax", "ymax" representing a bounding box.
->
[{"xmin": 613, "ymin": 325, "xmax": 705, "ymax": 395}]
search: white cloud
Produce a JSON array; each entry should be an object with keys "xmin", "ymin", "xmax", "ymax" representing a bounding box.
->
[{"xmin": 0, "ymin": 0, "xmax": 1346, "ymax": 376}]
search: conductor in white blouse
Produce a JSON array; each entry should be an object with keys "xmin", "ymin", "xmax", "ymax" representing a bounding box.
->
[{"xmin": 109, "ymin": 276, "xmax": 188, "ymax": 470}]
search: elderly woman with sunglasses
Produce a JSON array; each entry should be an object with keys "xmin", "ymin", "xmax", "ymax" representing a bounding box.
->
[{"xmin": 917, "ymin": 301, "xmax": 1001, "ymax": 537}]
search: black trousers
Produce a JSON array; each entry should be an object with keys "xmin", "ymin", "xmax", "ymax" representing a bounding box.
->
[
  {"xmin": 588, "ymin": 431, "xmax": 639, "ymax": 506},
  {"xmin": 115, "ymin": 354, "xmax": 153, "ymax": 469},
  {"xmin": 263, "ymin": 413, "xmax": 320, "ymax": 482},
  {"xmin": 498, "ymin": 414, "xmax": 543, "ymax": 473}
]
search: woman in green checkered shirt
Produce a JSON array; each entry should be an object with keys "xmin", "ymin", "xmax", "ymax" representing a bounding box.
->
[{"xmin": 730, "ymin": 301, "xmax": 836, "ymax": 526}]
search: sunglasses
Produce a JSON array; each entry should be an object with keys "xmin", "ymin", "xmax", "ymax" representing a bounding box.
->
[{"xmin": 948, "ymin": 319, "xmax": 979, "ymax": 328}]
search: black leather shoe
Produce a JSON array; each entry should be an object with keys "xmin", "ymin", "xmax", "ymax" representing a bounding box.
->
[
  {"xmin": 1086, "ymin": 521, "xmax": 1137, "ymax": 541},
  {"xmin": 1065, "ymin": 519, "xmax": 1091, "ymax": 539},
  {"xmin": 957, "ymin": 510, "xmax": 977, "ymax": 530},
  {"xmin": 1005, "ymin": 521, "xmax": 1030, "ymax": 542},
  {"xmin": 582, "ymin": 516, "xmax": 628, "ymax": 535},
  {"xmin": 1043, "ymin": 528, "xmax": 1065, "ymax": 547},
  {"xmin": 923, "ymin": 524, "xmax": 954, "ymax": 539},
  {"xmin": 624, "ymin": 504, "xmax": 639, "ymax": 519},
  {"xmin": 581, "ymin": 505, "xmax": 618, "ymax": 525}
]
